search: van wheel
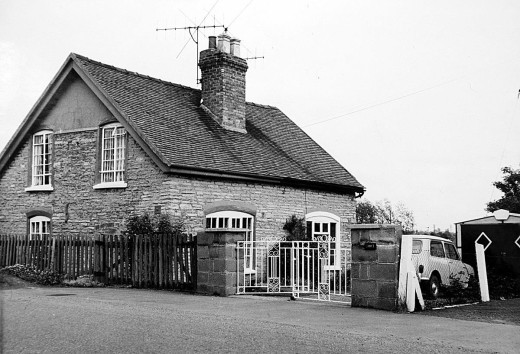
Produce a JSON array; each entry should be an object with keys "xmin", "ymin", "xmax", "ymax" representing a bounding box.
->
[{"xmin": 429, "ymin": 274, "xmax": 441, "ymax": 299}]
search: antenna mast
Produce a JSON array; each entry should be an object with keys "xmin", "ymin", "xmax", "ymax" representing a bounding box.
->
[{"xmin": 156, "ymin": 24, "xmax": 226, "ymax": 84}]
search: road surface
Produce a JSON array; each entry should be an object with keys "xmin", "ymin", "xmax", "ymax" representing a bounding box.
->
[{"xmin": 1, "ymin": 286, "xmax": 518, "ymax": 353}]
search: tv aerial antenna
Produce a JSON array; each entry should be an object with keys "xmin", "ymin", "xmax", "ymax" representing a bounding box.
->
[
  {"xmin": 244, "ymin": 55, "xmax": 264, "ymax": 61},
  {"xmin": 156, "ymin": 23, "xmax": 225, "ymax": 84}
]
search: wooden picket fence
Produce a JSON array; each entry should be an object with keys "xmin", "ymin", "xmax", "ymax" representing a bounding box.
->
[{"xmin": 0, "ymin": 233, "xmax": 197, "ymax": 290}]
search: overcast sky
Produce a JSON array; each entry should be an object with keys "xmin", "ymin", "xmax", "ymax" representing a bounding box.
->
[{"xmin": 1, "ymin": 0, "xmax": 520, "ymax": 231}]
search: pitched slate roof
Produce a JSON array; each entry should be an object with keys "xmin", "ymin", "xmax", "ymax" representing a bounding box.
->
[{"xmin": 2, "ymin": 53, "xmax": 364, "ymax": 193}]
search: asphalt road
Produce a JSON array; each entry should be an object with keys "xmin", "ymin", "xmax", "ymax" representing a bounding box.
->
[{"xmin": 1, "ymin": 286, "xmax": 518, "ymax": 353}]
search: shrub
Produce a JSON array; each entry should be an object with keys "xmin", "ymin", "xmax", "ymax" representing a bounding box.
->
[
  {"xmin": 63, "ymin": 274, "xmax": 105, "ymax": 288},
  {"xmin": 436, "ymin": 268, "xmax": 520, "ymax": 305},
  {"xmin": 439, "ymin": 273, "xmax": 480, "ymax": 305},
  {"xmin": 1, "ymin": 264, "xmax": 63, "ymax": 286},
  {"xmin": 487, "ymin": 268, "xmax": 520, "ymax": 300},
  {"xmin": 283, "ymin": 215, "xmax": 307, "ymax": 241},
  {"xmin": 126, "ymin": 212, "xmax": 185, "ymax": 236}
]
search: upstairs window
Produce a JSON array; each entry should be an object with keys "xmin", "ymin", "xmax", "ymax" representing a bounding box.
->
[
  {"xmin": 26, "ymin": 130, "xmax": 53, "ymax": 192},
  {"xmin": 101, "ymin": 124, "xmax": 126, "ymax": 183},
  {"xmin": 94, "ymin": 123, "xmax": 127, "ymax": 189}
]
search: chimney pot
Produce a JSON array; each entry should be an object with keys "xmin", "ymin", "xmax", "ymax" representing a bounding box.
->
[
  {"xmin": 230, "ymin": 38, "xmax": 241, "ymax": 57},
  {"xmin": 208, "ymin": 36, "xmax": 217, "ymax": 50},
  {"xmin": 217, "ymin": 31, "xmax": 231, "ymax": 53},
  {"xmin": 199, "ymin": 35, "xmax": 249, "ymax": 133}
]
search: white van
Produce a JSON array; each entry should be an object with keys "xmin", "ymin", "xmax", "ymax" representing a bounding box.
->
[{"xmin": 411, "ymin": 235, "xmax": 475, "ymax": 298}]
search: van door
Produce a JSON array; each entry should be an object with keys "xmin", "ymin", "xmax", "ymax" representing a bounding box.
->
[
  {"xmin": 430, "ymin": 241, "xmax": 450, "ymax": 284},
  {"xmin": 444, "ymin": 242, "xmax": 468, "ymax": 283}
]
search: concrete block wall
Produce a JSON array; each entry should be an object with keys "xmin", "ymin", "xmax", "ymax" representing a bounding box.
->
[{"xmin": 349, "ymin": 224, "xmax": 402, "ymax": 311}]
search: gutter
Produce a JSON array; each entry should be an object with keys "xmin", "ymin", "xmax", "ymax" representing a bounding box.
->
[{"xmin": 165, "ymin": 165, "xmax": 365, "ymax": 195}]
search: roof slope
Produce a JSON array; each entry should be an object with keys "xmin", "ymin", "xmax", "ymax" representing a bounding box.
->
[{"xmin": 2, "ymin": 53, "xmax": 364, "ymax": 193}]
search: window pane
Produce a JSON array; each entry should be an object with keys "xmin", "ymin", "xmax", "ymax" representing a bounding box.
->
[
  {"xmin": 330, "ymin": 223, "xmax": 336, "ymax": 238},
  {"xmin": 101, "ymin": 125, "xmax": 125, "ymax": 183},
  {"xmin": 412, "ymin": 240, "xmax": 422, "ymax": 254},
  {"xmin": 205, "ymin": 212, "xmax": 255, "ymax": 233},
  {"xmin": 29, "ymin": 216, "xmax": 51, "ymax": 239},
  {"xmin": 31, "ymin": 222, "xmax": 38, "ymax": 234},
  {"xmin": 430, "ymin": 242, "xmax": 445, "ymax": 258},
  {"xmin": 322, "ymin": 223, "xmax": 329, "ymax": 233},
  {"xmin": 32, "ymin": 131, "xmax": 52, "ymax": 186},
  {"xmin": 446, "ymin": 244, "xmax": 459, "ymax": 260},
  {"xmin": 34, "ymin": 135, "xmax": 43, "ymax": 145}
]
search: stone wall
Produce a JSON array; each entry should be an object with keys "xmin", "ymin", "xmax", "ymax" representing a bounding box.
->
[
  {"xmin": 196, "ymin": 231, "xmax": 242, "ymax": 296},
  {"xmin": 349, "ymin": 224, "xmax": 402, "ymax": 311},
  {"xmin": 0, "ymin": 73, "xmax": 356, "ymax": 241},
  {"xmin": 0, "ymin": 130, "xmax": 355, "ymax": 240}
]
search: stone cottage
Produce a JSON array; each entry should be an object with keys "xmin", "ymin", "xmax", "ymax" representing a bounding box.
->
[{"xmin": 0, "ymin": 33, "xmax": 364, "ymax": 250}]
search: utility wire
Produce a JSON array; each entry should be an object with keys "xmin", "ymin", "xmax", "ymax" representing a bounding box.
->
[
  {"xmin": 199, "ymin": 0, "xmax": 220, "ymax": 27},
  {"xmin": 488, "ymin": 95, "xmax": 520, "ymax": 204},
  {"xmin": 228, "ymin": 0, "xmax": 254, "ymax": 27},
  {"xmin": 303, "ymin": 78, "xmax": 460, "ymax": 128},
  {"xmin": 202, "ymin": 13, "xmax": 256, "ymax": 58},
  {"xmin": 303, "ymin": 54, "xmax": 520, "ymax": 129},
  {"xmin": 175, "ymin": 0, "xmax": 221, "ymax": 58}
]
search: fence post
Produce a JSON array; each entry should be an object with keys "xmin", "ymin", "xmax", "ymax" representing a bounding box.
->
[
  {"xmin": 93, "ymin": 234, "xmax": 106, "ymax": 283},
  {"xmin": 49, "ymin": 237, "xmax": 56, "ymax": 272},
  {"xmin": 475, "ymin": 243, "xmax": 490, "ymax": 302}
]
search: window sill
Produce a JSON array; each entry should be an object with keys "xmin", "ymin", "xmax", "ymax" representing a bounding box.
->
[
  {"xmin": 25, "ymin": 185, "xmax": 54, "ymax": 192},
  {"xmin": 324, "ymin": 265, "xmax": 342, "ymax": 271},
  {"xmin": 205, "ymin": 228, "xmax": 251, "ymax": 232},
  {"xmin": 93, "ymin": 181, "xmax": 128, "ymax": 190}
]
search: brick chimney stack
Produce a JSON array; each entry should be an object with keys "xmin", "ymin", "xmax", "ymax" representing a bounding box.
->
[{"xmin": 199, "ymin": 31, "xmax": 248, "ymax": 133}]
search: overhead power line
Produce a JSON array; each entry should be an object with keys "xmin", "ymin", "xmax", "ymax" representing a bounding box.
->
[{"xmin": 303, "ymin": 78, "xmax": 460, "ymax": 128}]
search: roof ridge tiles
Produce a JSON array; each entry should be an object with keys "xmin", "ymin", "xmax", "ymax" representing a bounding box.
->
[
  {"xmin": 71, "ymin": 52, "xmax": 200, "ymax": 93},
  {"xmin": 245, "ymin": 101, "xmax": 278, "ymax": 110},
  {"xmin": 71, "ymin": 53, "xmax": 285, "ymax": 111}
]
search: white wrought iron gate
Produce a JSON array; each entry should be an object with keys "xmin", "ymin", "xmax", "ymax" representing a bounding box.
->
[{"xmin": 237, "ymin": 239, "xmax": 351, "ymax": 303}]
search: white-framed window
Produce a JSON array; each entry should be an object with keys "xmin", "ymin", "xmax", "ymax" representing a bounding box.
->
[
  {"xmin": 94, "ymin": 123, "xmax": 127, "ymax": 189},
  {"xmin": 306, "ymin": 211, "xmax": 341, "ymax": 269},
  {"xmin": 25, "ymin": 130, "xmax": 53, "ymax": 192},
  {"xmin": 206, "ymin": 210, "xmax": 255, "ymax": 271},
  {"xmin": 205, "ymin": 211, "xmax": 253, "ymax": 231},
  {"xmin": 29, "ymin": 215, "xmax": 51, "ymax": 240}
]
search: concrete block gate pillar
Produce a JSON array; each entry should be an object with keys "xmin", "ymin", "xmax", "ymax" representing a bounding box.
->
[
  {"xmin": 348, "ymin": 224, "xmax": 403, "ymax": 311},
  {"xmin": 196, "ymin": 231, "xmax": 244, "ymax": 296}
]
